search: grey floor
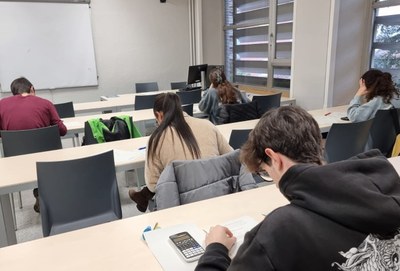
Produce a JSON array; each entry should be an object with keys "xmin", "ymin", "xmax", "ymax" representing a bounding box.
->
[{"xmin": 14, "ymin": 171, "xmax": 146, "ymax": 244}]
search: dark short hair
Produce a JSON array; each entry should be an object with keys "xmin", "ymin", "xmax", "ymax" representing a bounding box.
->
[
  {"xmin": 240, "ymin": 106, "xmax": 323, "ymax": 172},
  {"xmin": 10, "ymin": 77, "xmax": 33, "ymax": 95}
]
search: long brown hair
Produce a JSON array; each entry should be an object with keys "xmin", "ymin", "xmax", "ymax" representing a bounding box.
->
[
  {"xmin": 209, "ymin": 68, "xmax": 240, "ymax": 104},
  {"xmin": 147, "ymin": 93, "xmax": 201, "ymax": 162},
  {"xmin": 362, "ymin": 69, "xmax": 399, "ymax": 103}
]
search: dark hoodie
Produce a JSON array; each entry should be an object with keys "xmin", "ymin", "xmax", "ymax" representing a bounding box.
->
[{"xmin": 195, "ymin": 150, "xmax": 400, "ymax": 271}]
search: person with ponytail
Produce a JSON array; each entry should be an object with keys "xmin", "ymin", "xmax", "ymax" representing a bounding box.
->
[
  {"xmin": 199, "ymin": 68, "xmax": 250, "ymax": 124},
  {"xmin": 129, "ymin": 93, "xmax": 233, "ymax": 212},
  {"xmin": 347, "ymin": 69, "xmax": 400, "ymax": 122}
]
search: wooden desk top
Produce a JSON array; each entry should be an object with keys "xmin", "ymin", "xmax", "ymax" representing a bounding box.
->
[
  {"xmin": 0, "ymin": 185, "xmax": 288, "ymax": 271},
  {"xmin": 73, "ymin": 90, "xmax": 296, "ymax": 114}
]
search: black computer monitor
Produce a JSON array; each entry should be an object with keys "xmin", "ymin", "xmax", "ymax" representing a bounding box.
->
[
  {"xmin": 187, "ymin": 64, "xmax": 208, "ymax": 85},
  {"xmin": 205, "ymin": 65, "xmax": 224, "ymax": 89}
]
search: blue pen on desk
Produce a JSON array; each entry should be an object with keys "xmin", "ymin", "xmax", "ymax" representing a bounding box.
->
[{"xmin": 138, "ymin": 146, "xmax": 146, "ymax": 150}]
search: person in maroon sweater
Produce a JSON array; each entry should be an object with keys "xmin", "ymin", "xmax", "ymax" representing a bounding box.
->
[{"xmin": 0, "ymin": 77, "xmax": 67, "ymax": 212}]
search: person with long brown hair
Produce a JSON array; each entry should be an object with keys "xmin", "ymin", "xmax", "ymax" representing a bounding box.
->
[
  {"xmin": 199, "ymin": 68, "xmax": 250, "ymax": 124},
  {"xmin": 347, "ymin": 69, "xmax": 400, "ymax": 122},
  {"xmin": 129, "ymin": 92, "xmax": 233, "ymax": 212}
]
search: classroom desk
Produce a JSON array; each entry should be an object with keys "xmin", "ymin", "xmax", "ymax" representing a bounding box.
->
[
  {"xmin": 0, "ymin": 185, "xmax": 288, "ymax": 271},
  {"xmin": 73, "ymin": 90, "xmax": 176, "ymax": 114},
  {"xmin": 0, "ymin": 106, "xmax": 347, "ymax": 247},
  {"xmin": 63, "ymin": 109, "xmax": 154, "ymax": 136},
  {"xmin": 100, "ymin": 92, "xmax": 296, "ymax": 109}
]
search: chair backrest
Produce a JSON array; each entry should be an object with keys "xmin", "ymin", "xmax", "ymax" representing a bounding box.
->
[
  {"xmin": 369, "ymin": 109, "xmax": 397, "ymax": 157},
  {"xmin": 155, "ymin": 150, "xmax": 257, "ymax": 210},
  {"xmin": 135, "ymin": 93, "xmax": 159, "ymax": 110},
  {"xmin": 1, "ymin": 125, "xmax": 62, "ymax": 157},
  {"xmin": 37, "ymin": 150, "xmax": 122, "ymax": 237},
  {"xmin": 170, "ymin": 81, "xmax": 187, "ymax": 90},
  {"xmin": 229, "ymin": 129, "xmax": 252, "ymax": 149},
  {"xmin": 176, "ymin": 89, "xmax": 202, "ymax": 105},
  {"xmin": 219, "ymin": 100, "xmax": 260, "ymax": 124},
  {"xmin": 251, "ymin": 92, "xmax": 282, "ymax": 116},
  {"xmin": 135, "ymin": 82, "xmax": 159, "ymax": 93},
  {"xmin": 325, "ymin": 118, "xmax": 374, "ymax": 163},
  {"xmin": 54, "ymin": 101, "xmax": 75, "ymax": 118},
  {"xmin": 181, "ymin": 104, "xmax": 194, "ymax": 116}
]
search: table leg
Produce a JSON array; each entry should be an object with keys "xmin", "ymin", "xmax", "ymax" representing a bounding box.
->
[{"xmin": 0, "ymin": 193, "xmax": 17, "ymax": 247}]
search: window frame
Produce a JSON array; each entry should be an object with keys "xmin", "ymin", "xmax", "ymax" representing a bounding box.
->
[{"xmin": 223, "ymin": 0, "xmax": 294, "ymax": 91}]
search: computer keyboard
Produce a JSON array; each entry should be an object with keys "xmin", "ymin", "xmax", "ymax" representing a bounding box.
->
[{"xmin": 179, "ymin": 86, "xmax": 202, "ymax": 91}]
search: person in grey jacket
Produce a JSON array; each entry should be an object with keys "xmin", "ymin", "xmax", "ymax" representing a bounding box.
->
[
  {"xmin": 347, "ymin": 69, "xmax": 400, "ymax": 122},
  {"xmin": 199, "ymin": 68, "xmax": 249, "ymax": 124}
]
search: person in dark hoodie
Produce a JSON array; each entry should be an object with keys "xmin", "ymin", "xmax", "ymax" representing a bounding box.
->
[{"xmin": 195, "ymin": 105, "xmax": 400, "ymax": 271}]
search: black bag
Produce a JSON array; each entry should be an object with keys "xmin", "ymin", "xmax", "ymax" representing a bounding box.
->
[{"xmin": 82, "ymin": 117, "xmax": 132, "ymax": 145}]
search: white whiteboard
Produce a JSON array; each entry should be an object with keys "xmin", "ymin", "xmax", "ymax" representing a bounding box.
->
[{"xmin": 0, "ymin": 2, "xmax": 98, "ymax": 91}]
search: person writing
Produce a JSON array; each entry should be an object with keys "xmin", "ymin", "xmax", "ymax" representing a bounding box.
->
[
  {"xmin": 199, "ymin": 68, "xmax": 250, "ymax": 124},
  {"xmin": 0, "ymin": 77, "xmax": 67, "ymax": 213},
  {"xmin": 195, "ymin": 106, "xmax": 400, "ymax": 271},
  {"xmin": 347, "ymin": 68, "xmax": 400, "ymax": 122},
  {"xmin": 129, "ymin": 92, "xmax": 233, "ymax": 212}
]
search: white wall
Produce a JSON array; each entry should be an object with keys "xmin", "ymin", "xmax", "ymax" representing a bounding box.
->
[
  {"xmin": 1, "ymin": 0, "xmax": 191, "ymax": 103},
  {"xmin": 329, "ymin": 0, "xmax": 370, "ymax": 107},
  {"xmin": 291, "ymin": 0, "xmax": 371, "ymax": 110},
  {"xmin": 291, "ymin": 0, "xmax": 332, "ymax": 110},
  {"xmin": 202, "ymin": 0, "xmax": 224, "ymax": 66}
]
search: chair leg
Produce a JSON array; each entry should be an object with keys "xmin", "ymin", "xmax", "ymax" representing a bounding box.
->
[
  {"xmin": 18, "ymin": 191, "xmax": 22, "ymax": 209},
  {"xmin": 10, "ymin": 193, "xmax": 17, "ymax": 230}
]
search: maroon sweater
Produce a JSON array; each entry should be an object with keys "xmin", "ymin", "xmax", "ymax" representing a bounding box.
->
[{"xmin": 0, "ymin": 95, "xmax": 67, "ymax": 136}]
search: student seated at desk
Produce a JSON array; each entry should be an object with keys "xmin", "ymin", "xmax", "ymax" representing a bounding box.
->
[
  {"xmin": 0, "ymin": 77, "xmax": 67, "ymax": 213},
  {"xmin": 347, "ymin": 69, "xmax": 400, "ymax": 122},
  {"xmin": 199, "ymin": 68, "xmax": 250, "ymax": 125},
  {"xmin": 129, "ymin": 93, "xmax": 232, "ymax": 212},
  {"xmin": 195, "ymin": 106, "xmax": 400, "ymax": 271}
]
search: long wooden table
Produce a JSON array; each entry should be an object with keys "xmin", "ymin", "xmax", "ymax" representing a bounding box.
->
[
  {"xmin": 2, "ymin": 155, "xmax": 400, "ymax": 271},
  {"xmin": 0, "ymin": 106, "xmax": 348, "ymax": 247},
  {"xmin": 73, "ymin": 91, "xmax": 296, "ymax": 114},
  {"xmin": 0, "ymin": 185, "xmax": 288, "ymax": 270}
]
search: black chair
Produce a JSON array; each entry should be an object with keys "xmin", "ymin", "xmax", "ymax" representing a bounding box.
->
[
  {"xmin": 0, "ymin": 125, "xmax": 62, "ymax": 227},
  {"xmin": 181, "ymin": 104, "xmax": 194, "ymax": 116},
  {"xmin": 54, "ymin": 101, "xmax": 79, "ymax": 146},
  {"xmin": 369, "ymin": 109, "xmax": 397, "ymax": 157},
  {"xmin": 222, "ymin": 100, "xmax": 260, "ymax": 124},
  {"xmin": 1, "ymin": 125, "xmax": 62, "ymax": 157},
  {"xmin": 324, "ymin": 118, "xmax": 374, "ymax": 163},
  {"xmin": 176, "ymin": 89, "xmax": 202, "ymax": 105},
  {"xmin": 229, "ymin": 129, "xmax": 252, "ymax": 150},
  {"xmin": 171, "ymin": 81, "xmax": 187, "ymax": 90},
  {"xmin": 135, "ymin": 82, "xmax": 159, "ymax": 93},
  {"xmin": 135, "ymin": 93, "xmax": 159, "ymax": 110},
  {"xmin": 54, "ymin": 101, "xmax": 75, "ymax": 118},
  {"xmin": 37, "ymin": 150, "xmax": 122, "ymax": 237},
  {"xmin": 252, "ymin": 92, "xmax": 282, "ymax": 116}
]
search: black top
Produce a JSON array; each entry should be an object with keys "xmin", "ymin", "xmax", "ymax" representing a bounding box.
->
[{"xmin": 195, "ymin": 150, "xmax": 400, "ymax": 271}]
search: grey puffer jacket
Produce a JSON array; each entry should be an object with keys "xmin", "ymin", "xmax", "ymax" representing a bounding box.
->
[{"xmin": 155, "ymin": 150, "xmax": 258, "ymax": 210}]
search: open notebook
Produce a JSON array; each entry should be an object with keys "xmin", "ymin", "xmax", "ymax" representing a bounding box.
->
[{"xmin": 143, "ymin": 216, "xmax": 258, "ymax": 271}]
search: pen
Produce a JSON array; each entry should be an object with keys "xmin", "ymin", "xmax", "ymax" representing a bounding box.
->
[
  {"xmin": 324, "ymin": 112, "xmax": 331, "ymax": 116},
  {"xmin": 153, "ymin": 222, "xmax": 159, "ymax": 230},
  {"xmin": 138, "ymin": 146, "xmax": 146, "ymax": 150}
]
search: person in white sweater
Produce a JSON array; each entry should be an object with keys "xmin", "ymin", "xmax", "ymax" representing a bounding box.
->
[{"xmin": 347, "ymin": 69, "xmax": 400, "ymax": 122}]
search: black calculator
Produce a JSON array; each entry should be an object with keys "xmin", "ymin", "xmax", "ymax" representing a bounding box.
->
[{"xmin": 169, "ymin": 231, "xmax": 205, "ymax": 262}]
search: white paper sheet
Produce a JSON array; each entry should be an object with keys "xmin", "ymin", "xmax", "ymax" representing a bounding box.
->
[
  {"xmin": 112, "ymin": 148, "xmax": 145, "ymax": 163},
  {"xmin": 220, "ymin": 216, "xmax": 259, "ymax": 257},
  {"xmin": 144, "ymin": 223, "xmax": 206, "ymax": 271}
]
